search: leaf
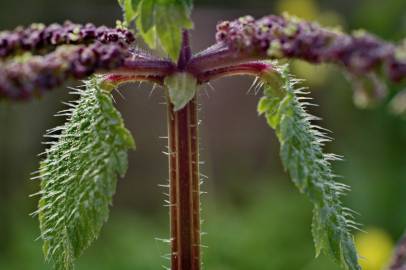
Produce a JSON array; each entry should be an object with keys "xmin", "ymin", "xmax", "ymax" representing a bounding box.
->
[
  {"xmin": 135, "ymin": 0, "xmax": 193, "ymax": 61},
  {"xmin": 138, "ymin": 0, "xmax": 155, "ymax": 32},
  {"xmin": 118, "ymin": 0, "xmax": 194, "ymax": 60},
  {"xmin": 154, "ymin": 2, "xmax": 193, "ymax": 60},
  {"xmin": 117, "ymin": 0, "xmax": 140, "ymax": 24},
  {"xmin": 258, "ymin": 64, "xmax": 361, "ymax": 270},
  {"xmin": 35, "ymin": 76, "xmax": 135, "ymax": 269},
  {"xmin": 164, "ymin": 72, "xmax": 198, "ymax": 111}
]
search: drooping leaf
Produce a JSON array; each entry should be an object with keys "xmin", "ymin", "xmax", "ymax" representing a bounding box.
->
[
  {"xmin": 258, "ymin": 63, "xmax": 361, "ymax": 270},
  {"xmin": 164, "ymin": 72, "xmax": 198, "ymax": 111},
  {"xmin": 35, "ymin": 76, "xmax": 135, "ymax": 269}
]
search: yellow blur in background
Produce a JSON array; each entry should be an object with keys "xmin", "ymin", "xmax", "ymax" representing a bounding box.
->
[{"xmin": 356, "ymin": 228, "xmax": 394, "ymax": 270}]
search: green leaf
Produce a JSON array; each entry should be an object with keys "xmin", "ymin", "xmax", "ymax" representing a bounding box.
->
[
  {"xmin": 35, "ymin": 76, "xmax": 135, "ymax": 269},
  {"xmin": 139, "ymin": 0, "xmax": 155, "ymax": 32},
  {"xmin": 164, "ymin": 72, "xmax": 198, "ymax": 111},
  {"xmin": 135, "ymin": 0, "xmax": 193, "ymax": 61},
  {"xmin": 258, "ymin": 64, "xmax": 361, "ymax": 270},
  {"xmin": 118, "ymin": 0, "xmax": 194, "ymax": 60},
  {"xmin": 118, "ymin": 0, "xmax": 140, "ymax": 24}
]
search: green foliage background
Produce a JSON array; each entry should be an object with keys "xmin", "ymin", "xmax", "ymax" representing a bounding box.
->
[{"xmin": 0, "ymin": 0, "xmax": 405, "ymax": 269}]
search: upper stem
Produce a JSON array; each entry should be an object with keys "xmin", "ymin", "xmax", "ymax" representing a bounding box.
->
[
  {"xmin": 178, "ymin": 30, "xmax": 192, "ymax": 70},
  {"xmin": 167, "ymin": 30, "xmax": 201, "ymax": 270}
]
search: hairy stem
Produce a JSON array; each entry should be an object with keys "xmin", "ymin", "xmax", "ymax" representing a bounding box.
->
[
  {"xmin": 196, "ymin": 61, "xmax": 270, "ymax": 83},
  {"xmin": 187, "ymin": 44, "xmax": 261, "ymax": 75},
  {"xmin": 167, "ymin": 97, "xmax": 201, "ymax": 270},
  {"xmin": 166, "ymin": 30, "xmax": 201, "ymax": 270}
]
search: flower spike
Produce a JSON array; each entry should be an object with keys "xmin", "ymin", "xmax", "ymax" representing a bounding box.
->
[
  {"xmin": 0, "ymin": 21, "xmax": 134, "ymax": 58},
  {"xmin": 0, "ymin": 42, "xmax": 131, "ymax": 100},
  {"xmin": 215, "ymin": 14, "xmax": 406, "ymax": 82}
]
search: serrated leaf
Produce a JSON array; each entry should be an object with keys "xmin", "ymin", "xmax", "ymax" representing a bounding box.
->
[
  {"xmin": 164, "ymin": 72, "xmax": 198, "ymax": 111},
  {"xmin": 36, "ymin": 76, "xmax": 135, "ymax": 269},
  {"xmin": 135, "ymin": 0, "xmax": 193, "ymax": 61},
  {"xmin": 118, "ymin": 0, "xmax": 141, "ymax": 24},
  {"xmin": 258, "ymin": 64, "xmax": 361, "ymax": 270}
]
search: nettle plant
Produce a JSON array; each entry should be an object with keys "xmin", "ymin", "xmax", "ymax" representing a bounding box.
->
[{"xmin": 1, "ymin": 0, "xmax": 406, "ymax": 269}]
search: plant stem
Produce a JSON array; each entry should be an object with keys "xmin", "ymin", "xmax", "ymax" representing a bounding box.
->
[
  {"xmin": 166, "ymin": 30, "xmax": 201, "ymax": 270},
  {"xmin": 186, "ymin": 44, "xmax": 261, "ymax": 75},
  {"xmin": 167, "ymin": 98, "xmax": 200, "ymax": 270},
  {"xmin": 196, "ymin": 61, "xmax": 271, "ymax": 83}
]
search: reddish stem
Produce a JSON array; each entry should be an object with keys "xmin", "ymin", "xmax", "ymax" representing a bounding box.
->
[
  {"xmin": 101, "ymin": 58, "xmax": 176, "ymax": 86},
  {"xmin": 196, "ymin": 61, "xmax": 271, "ymax": 83},
  {"xmin": 186, "ymin": 44, "xmax": 262, "ymax": 75},
  {"xmin": 167, "ymin": 98, "xmax": 200, "ymax": 270},
  {"xmin": 103, "ymin": 74, "xmax": 164, "ymax": 85},
  {"xmin": 166, "ymin": 30, "xmax": 201, "ymax": 270},
  {"xmin": 103, "ymin": 38, "xmax": 271, "ymax": 270},
  {"xmin": 121, "ymin": 58, "xmax": 176, "ymax": 76}
]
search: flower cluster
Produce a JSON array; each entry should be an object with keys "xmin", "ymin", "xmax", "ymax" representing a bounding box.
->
[
  {"xmin": 215, "ymin": 15, "xmax": 406, "ymax": 82},
  {"xmin": 0, "ymin": 21, "xmax": 135, "ymax": 58},
  {"xmin": 0, "ymin": 42, "xmax": 131, "ymax": 100}
]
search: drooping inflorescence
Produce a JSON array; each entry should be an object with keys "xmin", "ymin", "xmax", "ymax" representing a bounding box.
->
[
  {"xmin": 215, "ymin": 14, "xmax": 406, "ymax": 82},
  {"xmin": 258, "ymin": 64, "xmax": 360, "ymax": 270},
  {"xmin": 0, "ymin": 21, "xmax": 134, "ymax": 58},
  {"xmin": 0, "ymin": 22, "xmax": 136, "ymax": 101},
  {"xmin": 0, "ymin": 43, "xmax": 131, "ymax": 100}
]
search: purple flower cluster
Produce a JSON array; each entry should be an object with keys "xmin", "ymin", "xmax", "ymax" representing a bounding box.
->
[
  {"xmin": 0, "ymin": 42, "xmax": 130, "ymax": 100},
  {"xmin": 0, "ymin": 21, "xmax": 135, "ymax": 58},
  {"xmin": 216, "ymin": 15, "xmax": 406, "ymax": 82}
]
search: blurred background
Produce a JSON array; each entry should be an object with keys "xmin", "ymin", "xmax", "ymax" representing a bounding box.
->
[{"xmin": 0, "ymin": 0, "xmax": 405, "ymax": 269}]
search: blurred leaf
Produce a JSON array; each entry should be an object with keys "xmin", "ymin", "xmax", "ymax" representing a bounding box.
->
[
  {"xmin": 276, "ymin": 0, "xmax": 319, "ymax": 20},
  {"xmin": 292, "ymin": 60, "xmax": 331, "ymax": 87}
]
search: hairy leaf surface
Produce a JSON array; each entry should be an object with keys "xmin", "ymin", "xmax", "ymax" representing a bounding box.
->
[
  {"xmin": 258, "ymin": 64, "xmax": 361, "ymax": 270},
  {"xmin": 118, "ymin": 0, "xmax": 193, "ymax": 61},
  {"xmin": 137, "ymin": 0, "xmax": 193, "ymax": 61},
  {"xmin": 36, "ymin": 77, "xmax": 135, "ymax": 269}
]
